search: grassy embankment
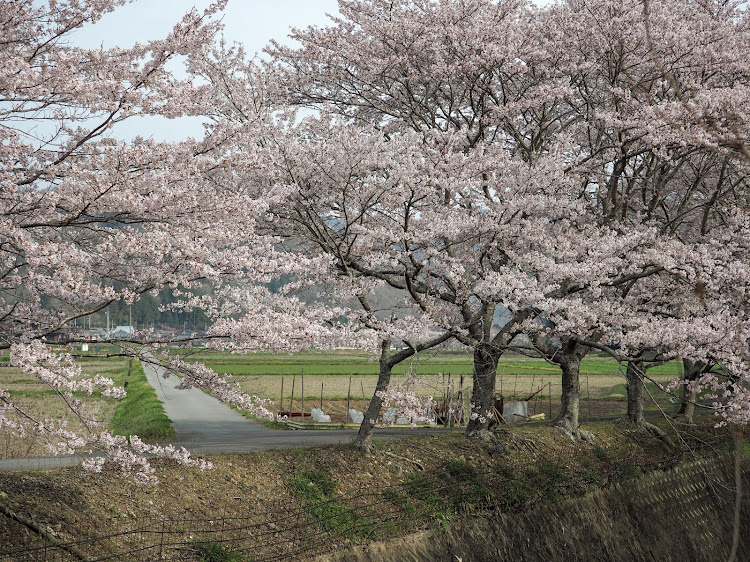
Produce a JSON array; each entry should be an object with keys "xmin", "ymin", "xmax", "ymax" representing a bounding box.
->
[
  {"xmin": 107, "ymin": 359, "xmax": 175, "ymax": 442},
  {"xmin": 0, "ymin": 352, "xmax": 174, "ymax": 458},
  {"xmin": 0, "ymin": 414, "xmax": 737, "ymax": 559}
]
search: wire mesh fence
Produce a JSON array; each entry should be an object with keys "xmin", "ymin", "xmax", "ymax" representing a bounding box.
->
[
  {"xmin": 1, "ymin": 456, "xmax": 534, "ymax": 562},
  {"xmin": 0, "ymin": 453, "xmax": 740, "ymax": 561}
]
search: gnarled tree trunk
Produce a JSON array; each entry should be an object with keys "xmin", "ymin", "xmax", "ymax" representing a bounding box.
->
[
  {"xmin": 532, "ymin": 335, "xmax": 590, "ymax": 439},
  {"xmin": 626, "ymin": 358, "xmax": 645, "ymax": 426},
  {"xmin": 675, "ymin": 359, "xmax": 704, "ymax": 423},
  {"xmin": 355, "ymin": 331, "xmax": 454, "ymax": 452},
  {"xmin": 356, "ymin": 339, "xmax": 393, "ymax": 453},
  {"xmin": 466, "ymin": 343, "xmax": 501, "ymax": 436},
  {"xmin": 625, "ymin": 357, "xmax": 673, "ymax": 446},
  {"xmin": 557, "ymin": 354, "xmax": 582, "ymax": 433}
]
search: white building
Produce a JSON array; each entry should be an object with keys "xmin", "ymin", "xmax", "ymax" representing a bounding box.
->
[{"xmin": 111, "ymin": 325, "xmax": 135, "ymax": 338}]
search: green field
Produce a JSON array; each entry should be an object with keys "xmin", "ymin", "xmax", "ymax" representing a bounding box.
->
[
  {"xmin": 185, "ymin": 349, "xmax": 683, "ymax": 377},
  {"xmin": 180, "ymin": 349, "xmax": 684, "ymax": 406}
]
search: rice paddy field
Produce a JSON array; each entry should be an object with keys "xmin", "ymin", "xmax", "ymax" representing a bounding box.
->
[
  {"xmin": 0, "ymin": 347, "xmax": 687, "ymax": 457},
  {"xmin": 179, "ymin": 348, "xmax": 685, "ymax": 423}
]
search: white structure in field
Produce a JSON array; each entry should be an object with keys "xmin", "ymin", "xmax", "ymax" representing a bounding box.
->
[
  {"xmin": 503, "ymin": 401, "xmax": 528, "ymax": 423},
  {"xmin": 310, "ymin": 408, "xmax": 331, "ymax": 423},
  {"xmin": 111, "ymin": 325, "xmax": 135, "ymax": 338}
]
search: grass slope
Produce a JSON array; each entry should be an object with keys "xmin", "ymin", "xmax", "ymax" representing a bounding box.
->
[
  {"xmin": 109, "ymin": 361, "xmax": 175, "ymax": 442},
  {"xmin": 0, "ymin": 417, "xmax": 734, "ymax": 560}
]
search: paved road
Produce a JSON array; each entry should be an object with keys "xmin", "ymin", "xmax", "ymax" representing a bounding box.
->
[
  {"xmin": 140, "ymin": 355, "xmax": 452, "ymax": 453},
  {"xmin": 141, "ymin": 354, "xmax": 274, "ymax": 453},
  {"xmin": 0, "ymin": 355, "xmax": 454, "ymax": 471}
]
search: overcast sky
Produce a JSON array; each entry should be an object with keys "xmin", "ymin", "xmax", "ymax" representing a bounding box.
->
[
  {"xmin": 73, "ymin": 0, "xmax": 341, "ymax": 52},
  {"xmin": 71, "ymin": 0, "xmax": 550, "ymax": 140},
  {"xmin": 71, "ymin": 0, "xmax": 341, "ymax": 140}
]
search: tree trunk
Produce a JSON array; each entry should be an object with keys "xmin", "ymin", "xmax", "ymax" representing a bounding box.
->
[
  {"xmin": 531, "ymin": 336, "xmax": 589, "ymax": 440},
  {"xmin": 353, "ymin": 331, "xmax": 453, "ymax": 452},
  {"xmin": 356, "ymin": 345, "xmax": 392, "ymax": 452},
  {"xmin": 626, "ymin": 357, "xmax": 674, "ymax": 447},
  {"xmin": 676, "ymin": 359, "xmax": 703, "ymax": 423},
  {"xmin": 556, "ymin": 355, "xmax": 581, "ymax": 433},
  {"xmin": 466, "ymin": 343, "xmax": 500, "ymax": 436},
  {"xmin": 626, "ymin": 359, "xmax": 645, "ymax": 425}
]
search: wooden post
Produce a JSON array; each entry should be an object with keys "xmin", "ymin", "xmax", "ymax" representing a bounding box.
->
[
  {"xmin": 290, "ymin": 375, "xmax": 295, "ymax": 415},
  {"xmin": 587, "ymin": 372, "xmax": 591, "ymax": 418},
  {"xmin": 442, "ymin": 373, "xmax": 447, "ymax": 422},
  {"xmin": 459, "ymin": 374, "xmax": 464, "ymax": 425},
  {"xmin": 548, "ymin": 381, "xmax": 552, "ymax": 419},
  {"xmin": 530, "ymin": 374, "xmax": 536, "ymax": 415},
  {"xmin": 447, "ymin": 378, "xmax": 454, "ymax": 428},
  {"xmin": 513, "ymin": 373, "xmax": 518, "ymax": 401},
  {"xmin": 346, "ymin": 375, "xmax": 352, "ymax": 422},
  {"xmin": 540, "ymin": 377, "xmax": 545, "ymax": 417},
  {"xmin": 301, "ymin": 368, "xmax": 305, "ymax": 420},
  {"xmin": 361, "ymin": 380, "xmax": 366, "ymax": 401},
  {"xmin": 280, "ymin": 376, "xmax": 284, "ymax": 415},
  {"xmin": 320, "ymin": 382, "xmax": 324, "ymax": 410}
]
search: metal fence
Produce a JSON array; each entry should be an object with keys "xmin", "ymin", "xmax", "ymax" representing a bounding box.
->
[
  {"xmin": 1, "ymin": 462, "xmax": 497, "ymax": 561},
  {"xmin": 0, "ymin": 453, "xmax": 739, "ymax": 561}
]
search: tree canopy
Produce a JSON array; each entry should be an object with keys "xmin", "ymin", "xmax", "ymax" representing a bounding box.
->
[{"xmin": 1, "ymin": 0, "xmax": 749, "ymax": 479}]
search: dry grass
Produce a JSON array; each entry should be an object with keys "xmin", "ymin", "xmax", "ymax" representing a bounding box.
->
[
  {"xmin": 0, "ymin": 360, "xmax": 126, "ymax": 459},
  {"xmin": 233, "ymin": 371, "xmax": 677, "ymax": 403},
  {"xmin": 0, "ymin": 418, "xmax": 734, "ymax": 559}
]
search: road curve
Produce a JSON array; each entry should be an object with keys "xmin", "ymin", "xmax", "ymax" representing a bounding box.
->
[
  {"xmin": 0, "ymin": 356, "xmax": 455, "ymax": 472},
  {"xmin": 141, "ymin": 355, "xmax": 453, "ymax": 454}
]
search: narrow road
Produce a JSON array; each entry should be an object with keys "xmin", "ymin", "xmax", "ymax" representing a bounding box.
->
[
  {"xmin": 0, "ymin": 356, "xmax": 454, "ymax": 471},
  {"xmin": 141, "ymin": 355, "xmax": 451, "ymax": 453},
  {"xmin": 141, "ymin": 355, "xmax": 273, "ymax": 452}
]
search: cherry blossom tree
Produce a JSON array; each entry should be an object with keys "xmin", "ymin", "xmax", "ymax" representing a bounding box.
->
[
  {"xmin": 256, "ymin": 110, "xmax": 632, "ymax": 438},
  {"xmin": 261, "ymin": 0, "xmax": 640, "ymax": 438},
  {"xmin": 187, "ymin": 0, "xmax": 750, "ymax": 446},
  {"xmin": 263, "ymin": 0, "xmax": 585, "ymax": 435},
  {"xmin": 537, "ymin": 0, "xmax": 750, "ymax": 431},
  {"xmin": 0, "ymin": 0, "xmax": 354, "ymax": 482},
  {"xmin": 265, "ymin": 0, "xmax": 750, "ymax": 438}
]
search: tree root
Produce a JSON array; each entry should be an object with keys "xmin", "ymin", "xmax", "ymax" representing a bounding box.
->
[
  {"xmin": 552, "ymin": 423, "xmax": 596, "ymax": 445},
  {"xmin": 467, "ymin": 429, "xmax": 510, "ymax": 457},
  {"xmin": 618, "ymin": 417, "xmax": 676, "ymax": 449},
  {"xmin": 642, "ymin": 421, "xmax": 675, "ymax": 448},
  {"xmin": 353, "ymin": 437, "xmax": 374, "ymax": 455},
  {"xmin": 379, "ymin": 450, "xmax": 425, "ymax": 471},
  {"xmin": 493, "ymin": 428, "xmax": 542, "ymax": 454},
  {"xmin": 0, "ymin": 501, "xmax": 91, "ymax": 561}
]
